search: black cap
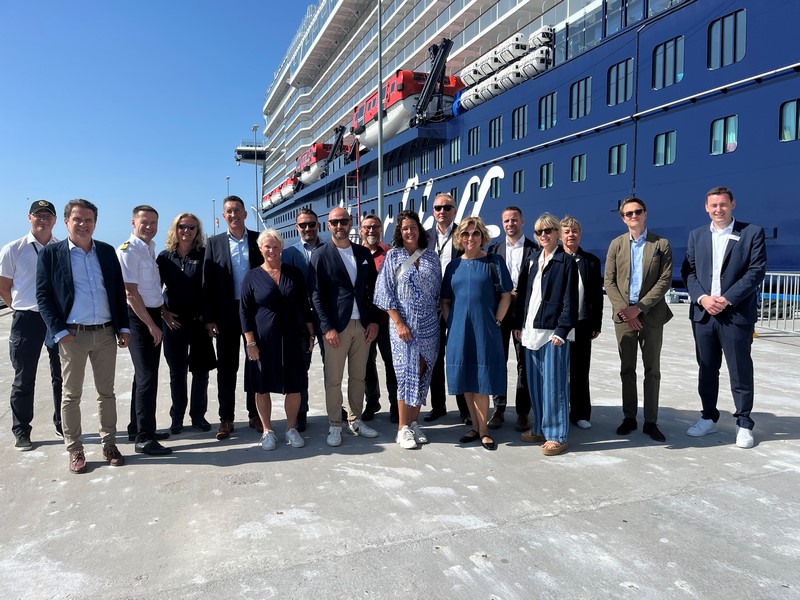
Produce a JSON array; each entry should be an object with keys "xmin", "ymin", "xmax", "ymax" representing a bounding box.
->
[{"xmin": 29, "ymin": 200, "xmax": 56, "ymax": 215}]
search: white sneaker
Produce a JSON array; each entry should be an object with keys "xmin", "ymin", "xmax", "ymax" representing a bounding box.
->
[
  {"xmin": 349, "ymin": 419, "xmax": 379, "ymax": 438},
  {"xmin": 736, "ymin": 426, "xmax": 754, "ymax": 449},
  {"xmin": 576, "ymin": 420, "xmax": 592, "ymax": 430},
  {"xmin": 260, "ymin": 430, "xmax": 277, "ymax": 451},
  {"xmin": 396, "ymin": 426, "xmax": 418, "ymax": 449},
  {"xmin": 409, "ymin": 421, "xmax": 428, "ymax": 444},
  {"xmin": 285, "ymin": 428, "xmax": 305, "ymax": 448},
  {"xmin": 327, "ymin": 425, "xmax": 342, "ymax": 447},
  {"xmin": 687, "ymin": 418, "xmax": 718, "ymax": 437}
]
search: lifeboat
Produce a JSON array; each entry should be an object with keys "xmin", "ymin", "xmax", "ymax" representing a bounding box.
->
[
  {"xmin": 528, "ymin": 25, "xmax": 555, "ymax": 49},
  {"xmin": 296, "ymin": 142, "xmax": 332, "ymax": 186},
  {"xmin": 494, "ymin": 34, "xmax": 528, "ymax": 65},
  {"xmin": 280, "ymin": 175, "xmax": 299, "ymax": 201},
  {"xmin": 519, "ymin": 46, "xmax": 553, "ymax": 79}
]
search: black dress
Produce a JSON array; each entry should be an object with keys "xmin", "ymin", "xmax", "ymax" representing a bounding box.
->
[{"xmin": 240, "ymin": 263, "xmax": 312, "ymax": 394}]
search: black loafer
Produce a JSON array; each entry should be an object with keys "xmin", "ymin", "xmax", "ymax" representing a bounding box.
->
[
  {"xmin": 170, "ymin": 423, "xmax": 183, "ymax": 435},
  {"xmin": 134, "ymin": 440, "xmax": 173, "ymax": 455},
  {"xmin": 423, "ymin": 410, "xmax": 446, "ymax": 422},
  {"xmin": 643, "ymin": 422, "xmax": 666, "ymax": 442},
  {"xmin": 481, "ymin": 436, "xmax": 497, "ymax": 451},
  {"xmin": 616, "ymin": 418, "xmax": 638, "ymax": 435},
  {"xmin": 191, "ymin": 419, "xmax": 212, "ymax": 432}
]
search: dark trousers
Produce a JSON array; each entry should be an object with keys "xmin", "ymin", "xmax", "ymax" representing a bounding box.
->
[
  {"xmin": 9, "ymin": 310, "xmax": 62, "ymax": 436},
  {"xmin": 163, "ymin": 318, "xmax": 211, "ymax": 424},
  {"xmin": 365, "ymin": 321, "xmax": 397, "ymax": 410},
  {"xmin": 127, "ymin": 307, "xmax": 163, "ymax": 442},
  {"xmin": 491, "ymin": 314, "xmax": 531, "ymax": 417},
  {"xmin": 299, "ymin": 333, "xmax": 325, "ymax": 415},
  {"xmin": 430, "ymin": 317, "xmax": 467, "ymax": 417},
  {"xmin": 214, "ymin": 303, "xmax": 256, "ymax": 423},
  {"xmin": 614, "ymin": 314, "xmax": 664, "ymax": 424},
  {"xmin": 569, "ymin": 320, "xmax": 594, "ymax": 423},
  {"xmin": 692, "ymin": 316, "xmax": 755, "ymax": 429}
]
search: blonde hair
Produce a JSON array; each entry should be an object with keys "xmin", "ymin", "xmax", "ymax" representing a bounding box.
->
[
  {"xmin": 534, "ymin": 213, "xmax": 561, "ymax": 234},
  {"xmin": 257, "ymin": 228, "xmax": 284, "ymax": 249},
  {"xmin": 453, "ymin": 216, "xmax": 491, "ymax": 250},
  {"xmin": 165, "ymin": 213, "xmax": 205, "ymax": 252}
]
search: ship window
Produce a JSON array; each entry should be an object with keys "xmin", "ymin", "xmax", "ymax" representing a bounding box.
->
[
  {"xmin": 653, "ymin": 36, "xmax": 684, "ymax": 90},
  {"xmin": 513, "ymin": 170, "xmax": 524, "ymax": 194},
  {"xmin": 571, "ymin": 154, "xmax": 587, "ymax": 182},
  {"xmin": 489, "ymin": 116, "xmax": 503, "ymax": 149},
  {"xmin": 780, "ymin": 99, "xmax": 800, "ymax": 142},
  {"xmin": 450, "ymin": 188, "xmax": 459, "ymax": 203},
  {"xmin": 626, "ymin": 0, "xmax": 644, "ymax": 26},
  {"xmin": 708, "ymin": 10, "xmax": 746, "ymax": 70},
  {"xmin": 490, "ymin": 177, "xmax": 501, "ymax": 199},
  {"xmin": 408, "ymin": 157, "xmax": 416, "ymax": 178},
  {"xmin": 607, "ymin": 58, "xmax": 634, "ymax": 106},
  {"xmin": 608, "ymin": 144, "xmax": 628, "ymax": 175},
  {"xmin": 540, "ymin": 163, "xmax": 554, "ymax": 189},
  {"xmin": 421, "ymin": 152, "xmax": 429, "ymax": 174},
  {"xmin": 422, "ymin": 195, "xmax": 428, "ymax": 212},
  {"xmin": 569, "ymin": 77, "xmax": 591, "ymax": 120},
  {"xmin": 409, "ymin": 199, "xmax": 415, "ymax": 211},
  {"xmin": 468, "ymin": 126, "xmax": 480, "ymax": 156},
  {"xmin": 387, "ymin": 167, "xmax": 394, "ymax": 186},
  {"xmin": 539, "ymin": 92, "xmax": 557, "ymax": 131},
  {"xmin": 434, "ymin": 144, "xmax": 443, "ymax": 170},
  {"xmin": 648, "ymin": 0, "xmax": 673, "ymax": 17},
  {"xmin": 469, "ymin": 181, "xmax": 480, "ymax": 202},
  {"xmin": 512, "ymin": 105, "xmax": 528, "ymax": 140},
  {"xmin": 606, "ymin": 0, "xmax": 623, "ymax": 36},
  {"xmin": 396, "ymin": 163, "xmax": 404, "ymax": 181},
  {"xmin": 710, "ymin": 115, "xmax": 738, "ymax": 155},
  {"xmin": 654, "ymin": 130, "xmax": 677, "ymax": 166},
  {"xmin": 397, "ymin": 202, "xmax": 402, "ymax": 216},
  {"xmin": 361, "ymin": 178, "xmax": 367, "ymax": 195},
  {"xmin": 388, "ymin": 204, "xmax": 393, "ymax": 218},
  {"xmin": 450, "ymin": 137, "xmax": 461, "ymax": 164}
]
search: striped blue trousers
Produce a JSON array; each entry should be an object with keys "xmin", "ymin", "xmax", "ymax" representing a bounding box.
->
[{"xmin": 525, "ymin": 342, "xmax": 570, "ymax": 443}]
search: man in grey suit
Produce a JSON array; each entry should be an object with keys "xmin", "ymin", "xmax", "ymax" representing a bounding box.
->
[
  {"xmin": 682, "ymin": 186, "xmax": 766, "ymax": 448},
  {"xmin": 604, "ymin": 197, "xmax": 672, "ymax": 442},
  {"xmin": 487, "ymin": 206, "xmax": 536, "ymax": 432}
]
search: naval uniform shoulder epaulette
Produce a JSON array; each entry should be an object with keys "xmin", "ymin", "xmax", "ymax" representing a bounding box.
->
[{"xmin": 118, "ymin": 241, "xmax": 130, "ymax": 251}]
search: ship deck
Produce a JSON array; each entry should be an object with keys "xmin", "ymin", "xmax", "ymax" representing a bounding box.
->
[{"xmin": 1, "ymin": 303, "xmax": 799, "ymax": 599}]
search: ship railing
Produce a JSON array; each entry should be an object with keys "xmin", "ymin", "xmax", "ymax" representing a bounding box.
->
[{"xmin": 758, "ymin": 272, "xmax": 800, "ymax": 334}]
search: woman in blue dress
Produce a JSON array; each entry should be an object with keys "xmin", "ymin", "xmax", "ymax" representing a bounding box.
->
[
  {"xmin": 241, "ymin": 229, "xmax": 315, "ymax": 451},
  {"xmin": 442, "ymin": 216, "xmax": 513, "ymax": 450},
  {"xmin": 374, "ymin": 211, "xmax": 441, "ymax": 450}
]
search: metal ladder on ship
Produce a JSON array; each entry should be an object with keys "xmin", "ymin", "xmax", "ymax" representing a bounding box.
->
[{"xmin": 345, "ymin": 139, "xmax": 361, "ymax": 243}]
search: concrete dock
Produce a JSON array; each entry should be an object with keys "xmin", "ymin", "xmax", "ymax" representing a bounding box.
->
[{"xmin": 0, "ymin": 303, "xmax": 799, "ymax": 600}]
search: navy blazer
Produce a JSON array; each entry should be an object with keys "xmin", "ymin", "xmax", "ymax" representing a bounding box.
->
[
  {"xmin": 681, "ymin": 219, "xmax": 766, "ymax": 325},
  {"xmin": 572, "ymin": 247, "xmax": 604, "ymax": 333},
  {"xmin": 488, "ymin": 235, "xmax": 537, "ymax": 322},
  {"xmin": 515, "ymin": 245, "xmax": 578, "ymax": 341},
  {"xmin": 36, "ymin": 239, "xmax": 130, "ymax": 336},
  {"xmin": 308, "ymin": 242, "xmax": 378, "ymax": 334},
  {"xmin": 202, "ymin": 229, "xmax": 263, "ymax": 328}
]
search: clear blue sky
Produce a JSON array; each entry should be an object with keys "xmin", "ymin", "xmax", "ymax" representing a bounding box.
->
[{"xmin": 0, "ymin": 0, "xmax": 314, "ymax": 247}]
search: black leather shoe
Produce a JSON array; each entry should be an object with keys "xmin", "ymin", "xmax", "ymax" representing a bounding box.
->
[
  {"xmin": 362, "ymin": 402, "xmax": 381, "ymax": 421},
  {"xmin": 134, "ymin": 440, "xmax": 173, "ymax": 455},
  {"xmin": 130, "ymin": 430, "xmax": 171, "ymax": 442},
  {"xmin": 191, "ymin": 419, "xmax": 212, "ymax": 432},
  {"xmin": 487, "ymin": 409, "xmax": 504, "ymax": 430},
  {"xmin": 423, "ymin": 409, "xmax": 446, "ymax": 422},
  {"xmin": 616, "ymin": 418, "xmax": 638, "ymax": 435},
  {"xmin": 170, "ymin": 422, "xmax": 184, "ymax": 435},
  {"xmin": 295, "ymin": 412, "xmax": 307, "ymax": 433},
  {"xmin": 643, "ymin": 422, "xmax": 666, "ymax": 442}
]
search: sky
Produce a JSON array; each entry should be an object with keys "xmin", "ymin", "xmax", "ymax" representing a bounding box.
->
[{"xmin": 0, "ymin": 0, "xmax": 315, "ymax": 247}]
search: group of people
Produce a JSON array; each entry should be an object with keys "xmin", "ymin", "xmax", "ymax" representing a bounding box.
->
[{"xmin": 0, "ymin": 185, "xmax": 766, "ymax": 472}]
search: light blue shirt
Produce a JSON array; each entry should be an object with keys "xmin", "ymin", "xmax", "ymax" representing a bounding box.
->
[
  {"xmin": 629, "ymin": 229, "xmax": 647, "ymax": 304},
  {"xmin": 55, "ymin": 240, "xmax": 114, "ymax": 341},
  {"xmin": 228, "ymin": 231, "xmax": 249, "ymax": 301}
]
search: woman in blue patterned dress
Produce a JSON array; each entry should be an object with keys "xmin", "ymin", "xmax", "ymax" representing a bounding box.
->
[
  {"xmin": 442, "ymin": 216, "xmax": 513, "ymax": 450},
  {"xmin": 374, "ymin": 211, "xmax": 441, "ymax": 450}
]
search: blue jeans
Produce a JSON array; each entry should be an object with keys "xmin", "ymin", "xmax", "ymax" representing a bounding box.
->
[{"xmin": 525, "ymin": 342, "xmax": 570, "ymax": 443}]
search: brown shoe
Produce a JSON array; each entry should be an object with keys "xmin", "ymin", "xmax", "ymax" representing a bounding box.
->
[
  {"xmin": 216, "ymin": 420, "xmax": 234, "ymax": 440},
  {"xmin": 102, "ymin": 444, "xmax": 125, "ymax": 466},
  {"xmin": 69, "ymin": 450, "xmax": 87, "ymax": 474},
  {"xmin": 520, "ymin": 430, "xmax": 545, "ymax": 443},
  {"xmin": 487, "ymin": 409, "xmax": 504, "ymax": 430},
  {"xmin": 515, "ymin": 414, "xmax": 530, "ymax": 432},
  {"xmin": 248, "ymin": 417, "xmax": 264, "ymax": 433}
]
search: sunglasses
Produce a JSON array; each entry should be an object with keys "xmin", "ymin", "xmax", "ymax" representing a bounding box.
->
[
  {"xmin": 177, "ymin": 224, "xmax": 197, "ymax": 231},
  {"xmin": 361, "ymin": 224, "xmax": 381, "ymax": 230},
  {"xmin": 622, "ymin": 208, "xmax": 645, "ymax": 218},
  {"xmin": 534, "ymin": 228, "xmax": 556, "ymax": 236},
  {"xmin": 329, "ymin": 218, "xmax": 350, "ymax": 227},
  {"xmin": 460, "ymin": 230, "xmax": 482, "ymax": 239},
  {"xmin": 297, "ymin": 222, "xmax": 317, "ymax": 229},
  {"xmin": 433, "ymin": 205, "xmax": 454, "ymax": 212}
]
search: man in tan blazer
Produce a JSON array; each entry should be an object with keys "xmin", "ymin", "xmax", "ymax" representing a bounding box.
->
[{"xmin": 604, "ymin": 197, "xmax": 673, "ymax": 442}]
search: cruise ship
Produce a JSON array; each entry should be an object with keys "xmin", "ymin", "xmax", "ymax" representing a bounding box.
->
[{"xmin": 237, "ymin": 0, "xmax": 800, "ymax": 274}]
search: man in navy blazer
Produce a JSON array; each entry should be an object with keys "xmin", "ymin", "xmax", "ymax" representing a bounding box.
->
[
  {"xmin": 682, "ymin": 186, "xmax": 766, "ymax": 449},
  {"xmin": 308, "ymin": 207, "xmax": 379, "ymax": 447},
  {"xmin": 202, "ymin": 196, "xmax": 263, "ymax": 440},
  {"xmin": 487, "ymin": 206, "xmax": 537, "ymax": 432},
  {"xmin": 37, "ymin": 199, "xmax": 130, "ymax": 474}
]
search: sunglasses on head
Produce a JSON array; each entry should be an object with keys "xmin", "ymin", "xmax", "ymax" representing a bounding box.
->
[
  {"xmin": 177, "ymin": 224, "xmax": 197, "ymax": 231},
  {"xmin": 433, "ymin": 205, "xmax": 454, "ymax": 212},
  {"xmin": 329, "ymin": 218, "xmax": 350, "ymax": 227},
  {"xmin": 297, "ymin": 222, "xmax": 317, "ymax": 229},
  {"xmin": 622, "ymin": 208, "xmax": 644, "ymax": 218},
  {"xmin": 534, "ymin": 227, "xmax": 555, "ymax": 236}
]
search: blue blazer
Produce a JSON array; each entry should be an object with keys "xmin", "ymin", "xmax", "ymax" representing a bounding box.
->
[
  {"xmin": 36, "ymin": 239, "xmax": 130, "ymax": 336},
  {"xmin": 681, "ymin": 220, "xmax": 767, "ymax": 325},
  {"xmin": 515, "ymin": 245, "xmax": 578, "ymax": 341},
  {"xmin": 202, "ymin": 229, "xmax": 263, "ymax": 328},
  {"xmin": 573, "ymin": 247, "xmax": 604, "ymax": 332},
  {"xmin": 308, "ymin": 242, "xmax": 378, "ymax": 334}
]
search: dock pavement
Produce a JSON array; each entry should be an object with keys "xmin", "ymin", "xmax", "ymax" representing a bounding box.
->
[{"xmin": 0, "ymin": 302, "xmax": 799, "ymax": 600}]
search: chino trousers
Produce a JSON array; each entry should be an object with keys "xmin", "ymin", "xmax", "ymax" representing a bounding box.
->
[
  {"xmin": 323, "ymin": 320, "xmax": 369, "ymax": 426},
  {"xmin": 614, "ymin": 317, "xmax": 664, "ymax": 424}
]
